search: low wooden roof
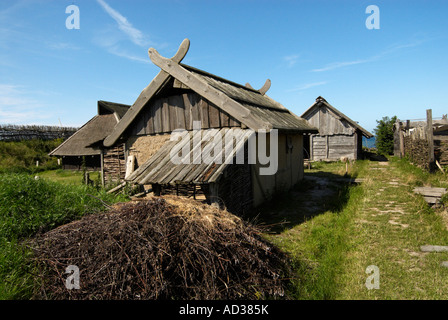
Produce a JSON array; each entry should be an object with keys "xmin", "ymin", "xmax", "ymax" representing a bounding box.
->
[
  {"xmin": 49, "ymin": 101, "xmax": 130, "ymax": 157},
  {"xmin": 126, "ymin": 128, "xmax": 253, "ymax": 185},
  {"xmin": 103, "ymin": 39, "xmax": 317, "ymax": 147},
  {"xmin": 301, "ymin": 96, "xmax": 373, "ymax": 138}
]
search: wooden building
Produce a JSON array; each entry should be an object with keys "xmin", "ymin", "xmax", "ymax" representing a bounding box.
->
[
  {"xmin": 103, "ymin": 39, "xmax": 318, "ymax": 214},
  {"xmin": 49, "ymin": 100, "xmax": 130, "ymax": 184},
  {"xmin": 301, "ymin": 96, "xmax": 373, "ymax": 161}
]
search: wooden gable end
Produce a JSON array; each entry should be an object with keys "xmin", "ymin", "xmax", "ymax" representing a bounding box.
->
[
  {"xmin": 128, "ymin": 88, "xmax": 242, "ymax": 137},
  {"xmin": 305, "ymin": 105, "xmax": 355, "ymax": 136}
]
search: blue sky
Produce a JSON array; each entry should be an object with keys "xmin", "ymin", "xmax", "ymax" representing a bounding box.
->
[{"xmin": 1, "ymin": 0, "xmax": 447, "ymax": 133}]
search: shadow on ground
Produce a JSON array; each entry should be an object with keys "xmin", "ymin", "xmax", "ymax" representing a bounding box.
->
[
  {"xmin": 245, "ymin": 171, "xmax": 359, "ymax": 234},
  {"xmin": 364, "ymin": 151, "xmax": 388, "ymax": 162}
]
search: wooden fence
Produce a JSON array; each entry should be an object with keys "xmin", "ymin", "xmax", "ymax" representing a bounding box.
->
[
  {"xmin": 0, "ymin": 124, "xmax": 78, "ymax": 141},
  {"xmin": 395, "ymin": 110, "xmax": 448, "ymax": 171}
]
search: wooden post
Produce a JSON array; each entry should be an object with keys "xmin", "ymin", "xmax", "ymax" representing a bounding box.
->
[
  {"xmin": 427, "ymin": 109, "xmax": 434, "ymax": 166},
  {"xmin": 125, "ymin": 155, "xmax": 135, "ymax": 180},
  {"xmin": 310, "ymin": 135, "xmax": 314, "ymax": 161},
  {"xmin": 153, "ymin": 184, "xmax": 161, "ymax": 196},
  {"xmin": 209, "ymin": 183, "xmax": 220, "ymax": 208},
  {"xmin": 398, "ymin": 121, "xmax": 405, "ymax": 158},
  {"xmin": 100, "ymin": 150, "xmax": 105, "ymax": 187}
]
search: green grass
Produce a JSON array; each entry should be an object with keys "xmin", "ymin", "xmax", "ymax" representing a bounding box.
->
[
  {"xmin": 0, "ymin": 139, "xmax": 63, "ymax": 173},
  {"xmin": 0, "ymin": 173, "xmax": 129, "ymax": 299},
  {"xmin": 260, "ymin": 158, "xmax": 448, "ymax": 299},
  {"xmin": 38, "ymin": 169, "xmax": 101, "ymax": 185}
]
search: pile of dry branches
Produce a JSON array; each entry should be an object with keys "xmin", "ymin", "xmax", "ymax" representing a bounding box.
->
[{"xmin": 32, "ymin": 196, "xmax": 292, "ymax": 300}]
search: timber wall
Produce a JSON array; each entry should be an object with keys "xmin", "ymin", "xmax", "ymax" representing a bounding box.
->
[{"xmin": 130, "ymin": 92, "xmax": 241, "ymax": 135}]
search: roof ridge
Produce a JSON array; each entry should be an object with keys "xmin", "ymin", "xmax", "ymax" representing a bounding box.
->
[{"xmin": 180, "ymin": 63, "xmax": 260, "ymax": 94}]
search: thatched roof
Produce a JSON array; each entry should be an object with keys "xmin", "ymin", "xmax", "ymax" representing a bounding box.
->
[
  {"xmin": 301, "ymin": 96, "xmax": 373, "ymax": 138},
  {"xmin": 49, "ymin": 101, "xmax": 130, "ymax": 157},
  {"xmin": 103, "ymin": 39, "xmax": 317, "ymax": 148}
]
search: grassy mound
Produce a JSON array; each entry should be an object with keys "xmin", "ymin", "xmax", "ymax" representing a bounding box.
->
[
  {"xmin": 0, "ymin": 139, "xmax": 62, "ymax": 173},
  {"xmin": 33, "ymin": 196, "xmax": 292, "ymax": 300}
]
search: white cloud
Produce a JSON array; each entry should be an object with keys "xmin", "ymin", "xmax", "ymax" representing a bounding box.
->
[
  {"xmin": 96, "ymin": 0, "xmax": 149, "ymax": 47},
  {"xmin": 288, "ymin": 81, "xmax": 327, "ymax": 92},
  {"xmin": 107, "ymin": 46, "xmax": 151, "ymax": 64},
  {"xmin": 312, "ymin": 38, "xmax": 427, "ymax": 72},
  {"xmin": 312, "ymin": 59, "xmax": 371, "ymax": 72},
  {"xmin": 47, "ymin": 42, "xmax": 81, "ymax": 51},
  {"xmin": 284, "ymin": 54, "xmax": 300, "ymax": 68},
  {"xmin": 94, "ymin": 0, "xmax": 153, "ymax": 63}
]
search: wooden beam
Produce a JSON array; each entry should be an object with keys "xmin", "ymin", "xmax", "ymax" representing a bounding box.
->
[
  {"xmin": 258, "ymin": 79, "xmax": 271, "ymax": 95},
  {"xmin": 104, "ymin": 70, "xmax": 170, "ymax": 147},
  {"xmin": 245, "ymin": 79, "xmax": 271, "ymax": 95},
  {"xmin": 100, "ymin": 149, "xmax": 105, "ymax": 187},
  {"xmin": 148, "ymin": 47, "xmax": 272, "ymax": 131},
  {"xmin": 103, "ymin": 39, "xmax": 190, "ymax": 148}
]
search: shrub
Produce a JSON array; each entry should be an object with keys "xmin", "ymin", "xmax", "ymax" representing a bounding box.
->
[{"xmin": 374, "ymin": 116, "xmax": 397, "ymax": 156}]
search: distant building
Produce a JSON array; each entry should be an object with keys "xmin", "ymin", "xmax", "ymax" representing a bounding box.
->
[
  {"xmin": 49, "ymin": 100, "xmax": 130, "ymax": 184},
  {"xmin": 301, "ymin": 96, "xmax": 373, "ymax": 161}
]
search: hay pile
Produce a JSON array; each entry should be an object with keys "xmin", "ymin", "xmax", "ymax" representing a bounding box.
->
[{"xmin": 33, "ymin": 196, "xmax": 291, "ymax": 300}]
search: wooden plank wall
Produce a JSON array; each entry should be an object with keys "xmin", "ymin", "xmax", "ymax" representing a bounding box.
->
[
  {"xmin": 131, "ymin": 92, "xmax": 241, "ymax": 136},
  {"xmin": 311, "ymin": 134, "xmax": 356, "ymax": 160},
  {"xmin": 305, "ymin": 106, "xmax": 355, "ymax": 136}
]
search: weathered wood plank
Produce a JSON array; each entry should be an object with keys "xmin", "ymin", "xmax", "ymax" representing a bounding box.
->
[
  {"xmin": 229, "ymin": 116, "xmax": 240, "ymax": 127},
  {"xmin": 161, "ymin": 98, "xmax": 170, "ymax": 133},
  {"xmin": 413, "ymin": 187, "xmax": 447, "ymax": 197},
  {"xmin": 424, "ymin": 196, "xmax": 439, "ymax": 204},
  {"xmin": 199, "ymin": 98, "xmax": 210, "ymax": 129},
  {"xmin": 182, "ymin": 93, "xmax": 192, "ymax": 130},
  {"xmin": 220, "ymin": 110, "xmax": 230, "ymax": 127},
  {"xmin": 146, "ymin": 104, "xmax": 155, "ymax": 135},
  {"xmin": 208, "ymin": 103, "xmax": 221, "ymax": 128},
  {"xmin": 153, "ymin": 99, "xmax": 163, "ymax": 133},
  {"xmin": 135, "ymin": 116, "xmax": 146, "ymax": 136},
  {"xmin": 168, "ymin": 98, "xmax": 178, "ymax": 132},
  {"xmin": 166, "ymin": 95, "xmax": 186, "ymax": 130},
  {"xmin": 420, "ymin": 245, "xmax": 448, "ymax": 252}
]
